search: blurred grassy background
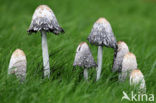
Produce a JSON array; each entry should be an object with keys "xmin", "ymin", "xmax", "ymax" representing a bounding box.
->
[{"xmin": 0, "ymin": 0, "xmax": 156, "ymax": 103}]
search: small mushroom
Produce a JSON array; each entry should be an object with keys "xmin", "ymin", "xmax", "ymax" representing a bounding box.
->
[
  {"xmin": 8, "ymin": 49, "xmax": 27, "ymax": 82},
  {"xmin": 73, "ymin": 42, "xmax": 97, "ymax": 80},
  {"xmin": 112, "ymin": 41, "xmax": 129, "ymax": 72},
  {"xmin": 88, "ymin": 17, "xmax": 117, "ymax": 81},
  {"xmin": 27, "ymin": 5, "xmax": 64, "ymax": 78},
  {"xmin": 119, "ymin": 52, "xmax": 137, "ymax": 81},
  {"xmin": 130, "ymin": 69, "xmax": 146, "ymax": 92}
]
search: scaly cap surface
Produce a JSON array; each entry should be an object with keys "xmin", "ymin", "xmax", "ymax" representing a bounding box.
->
[
  {"xmin": 28, "ymin": 5, "xmax": 64, "ymax": 34},
  {"xmin": 8, "ymin": 49, "xmax": 27, "ymax": 82},
  {"xmin": 88, "ymin": 17, "xmax": 117, "ymax": 49},
  {"xmin": 112, "ymin": 41, "xmax": 129, "ymax": 72},
  {"xmin": 73, "ymin": 42, "xmax": 97, "ymax": 68},
  {"xmin": 130, "ymin": 69, "xmax": 146, "ymax": 92}
]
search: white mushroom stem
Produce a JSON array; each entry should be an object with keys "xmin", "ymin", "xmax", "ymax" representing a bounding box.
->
[
  {"xmin": 84, "ymin": 68, "xmax": 88, "ymax": 80},
  {"xmin": 96, "ymin": 46, "xmax": 103, "ymax": 81},
  {"xmin": 41, "ymin": 30, "xmax": 50, "ymax": 78}
]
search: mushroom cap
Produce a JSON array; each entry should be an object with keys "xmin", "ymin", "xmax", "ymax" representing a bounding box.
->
[
  {"xmin": 122, "ymin": 52, "xmax": 137, "ymax": 72},
  {"xmin": 73, "ymin": 42, "xmax": 97, "ymax": 68},
  {"xmin": 112, "ymin": 41, "xmax": 129, "ymax": 72},
  {"xmin": 88, "ymin": 17, "xmax": 117, "ymax": 48},
  {"xmin": 8, "ymin": 49, "xmax": 27, "ymax": 82},
  {"xmin": 130, "ymin": 69, "xmax": 146, "ymax": 92},
  {"xmin": 28, "ymin": 5, "xmax": 64, "ymax": 34},
  {"xmin": 118, "ymin": 52, "xmax": 137, "ymax": 81}
]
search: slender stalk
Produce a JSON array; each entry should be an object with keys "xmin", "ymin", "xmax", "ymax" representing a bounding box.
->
[
  {"xmin": 41, "ymin": 31, "xmax": 50, "ymax": 78},
  {"xmin": 96, "ymin": 46, "xmax": 103, "ymax": 81},
  {"xmin": 84, "ymin": 68, "xmax": 88, "ymax": 80}
]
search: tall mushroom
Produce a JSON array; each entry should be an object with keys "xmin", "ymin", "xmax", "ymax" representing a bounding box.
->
[
  {"xmin": 73, "ymin": 42, "xmax": 97, "ymax": 80},
  {"xmin": 119, "ymin": 52, "xmax": 137, "ymax": 81},
  {"xmin": 112, "ymin": 41, "xmax": 129, "ymax": 72},
  {"xmin": 8, "ymin": 49, "xmax": 27, "ymax": 82},
  {"xmin": 88, "ymin": 17, "xmax": 117, "ymax": 81},
  {"xmin": 130, "ymin": 69, "xmax": 146, "ymax": 92},
  {"xmin": 27, "ymin": 5, "xmax": 64, "ymax": 78}
]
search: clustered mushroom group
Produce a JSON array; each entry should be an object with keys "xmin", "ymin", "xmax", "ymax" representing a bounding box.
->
[{"xmin": 8, "ymin": 5, "xmax": 146, "ymax": 92}]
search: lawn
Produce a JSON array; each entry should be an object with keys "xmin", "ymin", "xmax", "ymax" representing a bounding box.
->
[{"xmin": 0, "ymin": 0, "xmax": 156, "ymax": 103}]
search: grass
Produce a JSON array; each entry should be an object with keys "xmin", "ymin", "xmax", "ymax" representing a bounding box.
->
[{"xmin": 0, "ymin": 0, "xmax": 156, "ymax": 103}]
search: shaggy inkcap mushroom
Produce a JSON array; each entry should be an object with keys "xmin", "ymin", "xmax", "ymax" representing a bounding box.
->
[
  {"xmin": 8, "ymin": 49, "xmax": 27, "ymax": 82},
  {"xmin": 73, "ymin": 42, "xmax": 97, "ymax": 80},
  {"xmin": 88, "ymin": 18, "xmax": 117, "ymax": 48},
  {"xmin": 27, "ymin": 5, "xmax": 64, "ymax": 78},
  {"xmin": 112, "ymin": 41, "xmax": 129, "ymax": 72},
  {"xmin": 28, "ymin": 5, "xmax": 64, "ymax": 34},
  {"xmin": 130, "ymin": 69, "xmax": 146, "ymax": 92},
  {"xmin": 88, "ymin": 17, "xmax": 117, "ymax": 81},
  {"xmin": 119, "ymin": 52, "xmax": 137, "ymax": 81}
]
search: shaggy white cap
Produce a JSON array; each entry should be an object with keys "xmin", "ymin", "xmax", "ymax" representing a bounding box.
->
[
  {"xmin": 73, "ymin": 42, "xmax": 97, "ymax": 68},
  {"xmin": 122, "ymin": 52, "xmax": 137, "ymax": 72},
  {"xmin": 117, "ymin": 41, "xmax": 129, "ymax": 51},
  {"xmin": 130, "ymin": 69, "xmax": 146, "ymax": 92},
  {"xmin": 88, "ymin": 17, "xmax": 117, "ymax": 49},
  {"xmin": 32, "ymin": 5, "xmax": 53, "ymax": 20},
  {"xmin": 119, "ymin": 52, "xmax": 137, "ymax": 81},
  {"xmin": 8, "ymin": 49, "xmax": 27, "ymax": 82},
  {"xmin": 112, "ymin": 41, "xmax": 129, "ymax": 72},
  {"xmin": 28, "ymin": 5, "xmax": 64, "ymax": 34}
]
